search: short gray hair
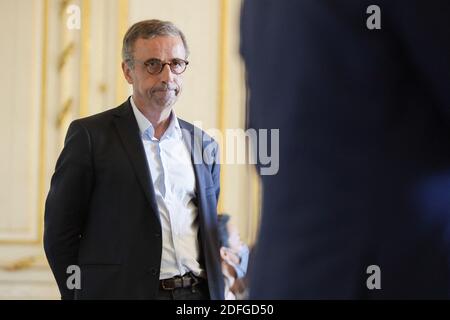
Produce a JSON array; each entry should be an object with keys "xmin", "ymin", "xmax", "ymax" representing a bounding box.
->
[{"xmin": 122, "ymin": 19, "xmax": 189, "ymax": 68}]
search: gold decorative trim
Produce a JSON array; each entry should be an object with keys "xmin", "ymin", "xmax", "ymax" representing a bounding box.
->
[
  {"xmin": 57, "ymin": 41, "xmax": 75, "ymax": 72},
  {"xmin": 79, "ymin": 0, "xmax": 90, "ymax": 117},
  {"xmin": 98, "ymin": 82, "xmax": 108, "ymax": 94},
  {"xmin": 217, "ymin": 0, "xmax": 229, "ymax": 214},
  {"xmin": 0, "ymin": 256, "xmax": 38, "ymax": 272},
  {"xmin": 249, "ymin": 166, "xmax": 261, "ymax": 245},
  {"xmin": 0, "ymin": 255, "xmax": 50, "ymax": 271},
  {"xmin": 59, "ymin": 0, "xmax": 70, "ymax": 17},
  {"xmin": 37, "ymin": 0, "xmax": 50, "ymax": 244},
  {"xmin": 116, "ymin": 0, "xmax": 129, "ymax": 104},
  {"xmin": 56, "ymin": 97, "xmax": 73, "ymax": 128}
]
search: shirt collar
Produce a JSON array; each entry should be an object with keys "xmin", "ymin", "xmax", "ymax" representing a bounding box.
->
[{"xmin": 130, "ymin": 96, "xmax": 182, "ymax": 141}]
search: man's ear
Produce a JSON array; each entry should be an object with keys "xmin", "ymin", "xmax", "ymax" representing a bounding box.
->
[{"xmin": 122, "ymin": 61, "xmax": 133, "ymax": 84}]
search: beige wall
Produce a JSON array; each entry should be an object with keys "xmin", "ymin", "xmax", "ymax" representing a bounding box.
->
[{"xmin": 0, "ymin": 0, "xmax": 43, "ymax": 242}]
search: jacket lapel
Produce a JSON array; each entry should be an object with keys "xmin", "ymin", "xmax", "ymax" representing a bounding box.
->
[
  {"xmin": 112, "ymin": 101, "xmax": 159, "ymax": 218},
  {"xmin": 179, "ymin": 119, "xmax": 209, "ymax": 195}
]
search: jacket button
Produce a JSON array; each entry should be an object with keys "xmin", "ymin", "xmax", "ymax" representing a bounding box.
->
[
  {"xmin": 155, "ymin": 233, "xmax": 161, "ymax": 238},
  {"xmin": 150, "ymin": 268, "xmax": 158, "ymax": 275}
]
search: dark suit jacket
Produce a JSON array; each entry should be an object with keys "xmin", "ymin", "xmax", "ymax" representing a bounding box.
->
[
  {"xmin": 241, "ymin": 0, "xmax": 450, "ymax": 298},
  {"xmin": 44, "ymin": 99, "xmax": 224, "ymax": 300}
]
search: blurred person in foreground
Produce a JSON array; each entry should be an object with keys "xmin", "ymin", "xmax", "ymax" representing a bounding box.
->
[{"xmin": 241, "ymin": 0, "xmax": 450, "ymax": 298}]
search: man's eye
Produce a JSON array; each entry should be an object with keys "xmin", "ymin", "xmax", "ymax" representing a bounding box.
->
[
  {"xmin": 172, "ymin": 59, "xmax": 182, "ymax": 66},
  {"xmin": 148, "ymin": 60, "xmax": 160, "ymax": 67}
]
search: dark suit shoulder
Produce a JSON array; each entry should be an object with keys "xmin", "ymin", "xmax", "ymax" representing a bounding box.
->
[
  {"xmin": 75, "ymin": 102, "xmax": 128, "ymax": 125},
  {"xmin": 68, "ymin": 101, "xmax": 131, "ymax": 137}
]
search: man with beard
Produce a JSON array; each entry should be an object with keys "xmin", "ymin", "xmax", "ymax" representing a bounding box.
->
[{"xmin": 44, "ymin": 19, "xmax": 223, "ymax": 300}]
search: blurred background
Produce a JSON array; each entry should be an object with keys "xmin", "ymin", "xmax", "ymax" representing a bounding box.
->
[{"xmin": 0, "ymin": 0, "xmax": 260, "ymax": 299}]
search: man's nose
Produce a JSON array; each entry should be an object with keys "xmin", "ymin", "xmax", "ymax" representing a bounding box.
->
[{"xmin": 160, "ymin": 64, "xmax": 175, "ymax": 83}]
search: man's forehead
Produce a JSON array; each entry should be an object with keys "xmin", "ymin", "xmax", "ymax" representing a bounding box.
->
[{"xmin": 133, "ymin": 35, "xmax": 185, "ymax": 58}]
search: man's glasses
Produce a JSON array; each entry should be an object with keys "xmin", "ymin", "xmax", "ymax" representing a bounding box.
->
[{"xmin": 132, "ymin": 58, "xmax": 189, "ymax": 75}]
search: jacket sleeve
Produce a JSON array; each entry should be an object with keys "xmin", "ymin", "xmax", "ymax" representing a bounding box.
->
[{"xmin": 43, "ymin": 120, "xmax": 94, "ymax": 300}]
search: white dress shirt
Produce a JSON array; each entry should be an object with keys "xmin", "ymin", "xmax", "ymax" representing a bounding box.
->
[{"xmin": 130, "ymin": 97, "xmax": 204, "ymax": 280}]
